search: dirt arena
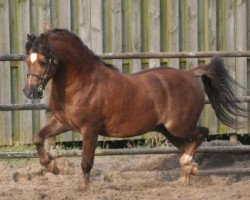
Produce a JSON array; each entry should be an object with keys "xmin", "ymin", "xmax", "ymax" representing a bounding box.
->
[{"xmin": 1, "ymin": 141, "xmax": 250, "ymax": 200}]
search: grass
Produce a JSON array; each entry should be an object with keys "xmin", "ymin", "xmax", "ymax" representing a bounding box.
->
[{"xmin": 0, "ymin": 144, "xmax": 36, "ymax": 152}]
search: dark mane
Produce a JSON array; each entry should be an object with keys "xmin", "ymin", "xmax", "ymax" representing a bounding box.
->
[
  {"xmin": 47, "ymin": 29, "xmax": 119, "ymax": 71},
  {"xmin": 101, "ymin": 61, "xmax": 119, "ymax": 71},
  {"xmin": 26, "ymin": 34, "xmax": 37, "ymax": 54},
  {"xmin": 26, "ymin": 28, "xmax": 119, "ymax": 71}
]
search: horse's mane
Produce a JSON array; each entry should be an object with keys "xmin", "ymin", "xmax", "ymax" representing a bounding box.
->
[
  {"xmin": 41, "ymin": 28, "xmax": 119, "ymax": 71},
  {"xmin": 27, "ymin": 29, "xmax": 119, "ymax": 71}
]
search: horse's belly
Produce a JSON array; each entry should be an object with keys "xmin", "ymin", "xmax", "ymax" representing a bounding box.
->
[{"xmin": 103, "ymin": 117, "xmax": 158, "ymax": 138}]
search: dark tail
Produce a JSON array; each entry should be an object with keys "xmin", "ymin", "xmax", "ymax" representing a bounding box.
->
[{"xmin": 191, "ymin": 56, "xmax": 248, "ymax": 128}]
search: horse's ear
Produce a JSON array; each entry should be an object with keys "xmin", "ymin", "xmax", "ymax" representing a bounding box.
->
[
  {"xmin": 40, "ymin": 33, "xmax": 49, "ymax": 43},
  {"xmin": 27, "ymin": 34, "xmax": 37, "ymax": 43},
  {"xmin": 27, "ymin": 34, "xmax": 32, "ymax": 41},
  {"xmin": 26, "ymin": 34, "xmax": 37, "ymax": 53}
]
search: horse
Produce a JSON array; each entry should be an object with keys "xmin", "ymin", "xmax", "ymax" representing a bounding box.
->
[{"xmin": 23, "ymin": 29, "xmax": 247, "ymax": 191}]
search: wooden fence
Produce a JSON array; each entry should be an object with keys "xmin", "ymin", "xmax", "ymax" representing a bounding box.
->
[{"xmin": 0, "ymin": 0, "xmax": 250, "ymax": 145}]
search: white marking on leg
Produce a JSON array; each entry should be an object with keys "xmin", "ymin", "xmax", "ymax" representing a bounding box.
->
[
  {"xmin": 30, "ymin": 53, "xmax": 38, "ymax": 63},
  {"xmin": 164, "ymin": 121, "xmax": 172, "ymax": 129},
  {"xmin": 180, "ymin": 154, "xmax": 193, "ymax": 167}
]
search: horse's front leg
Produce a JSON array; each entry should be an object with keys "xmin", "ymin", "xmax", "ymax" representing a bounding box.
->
[
  {"xmin": 79, "ymin": 127, "xmax": 99, "ymax": 191},
  {"xmin": 34, "ymin": 116, "xmax": 70, "ymax": 174}
]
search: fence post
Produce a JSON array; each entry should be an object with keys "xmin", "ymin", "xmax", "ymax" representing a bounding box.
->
[{"xmin": 0, "ymin": 0, "xmax": 12, "ymax": 145}]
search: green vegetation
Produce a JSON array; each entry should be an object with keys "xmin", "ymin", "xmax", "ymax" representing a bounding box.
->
[{"xmin": 0, "ymin": 145, "xmax": 36, "ymax": 152}]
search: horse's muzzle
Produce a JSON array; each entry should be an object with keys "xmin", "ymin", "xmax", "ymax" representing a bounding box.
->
[{"xmin": 23, "ymin": 85, "xmax": 43, "ymax": 99}]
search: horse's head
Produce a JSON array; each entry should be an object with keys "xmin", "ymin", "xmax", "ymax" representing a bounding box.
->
[{"xmin": 23, "ymin": 33, "xmax": 59, "ymax": 99}]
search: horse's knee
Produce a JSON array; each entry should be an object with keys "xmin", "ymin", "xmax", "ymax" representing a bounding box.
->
[{"xmin": 33, "ymin": 133, "xmax": 43, "ymax": 146}]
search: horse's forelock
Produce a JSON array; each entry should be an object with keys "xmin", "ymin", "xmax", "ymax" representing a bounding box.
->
[
  {"xmin": 26, "ymin": 34, "xmax": 37, "ymax": 54},
  {"xmin": 30, "ymin": 35, "xmax": 56, "ymax": 61}
]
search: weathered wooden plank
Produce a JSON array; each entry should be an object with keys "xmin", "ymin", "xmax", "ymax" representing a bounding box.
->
[
  {"xmin": 160, "ymin": 0, "xmax": 168, "ymax": 65},
  {"xmin": 235, "ymin": 0, "xmax": 248, "ymax": 134},
  {"xmin": 179, "ymin": 1, "xmax": 188, "ymax": 70},
  {"xmin": 9, "ymin": 0, "xmax": 20, "ymax": 145},
  {"xmin": 76, "ymin": 0, "xmax": 91, "ymax": 48},
  {"xmin": 201, "ymin": 0, "xmax": 218, "ymax": 135},
  {"xmin": 0, "ymin": 0, "xmax": 12, "ymax": 145},
  {"xmin": 57, "ymin": 0, "xmax": 71, "ymax": 29},
  {"xmin": 248, "ymin": 0, "xmax": 250, "ymax": 134},
  {"xmin": 225, "ymin": 0, "xmax": 237, "ymax": 137},
  {"xmin": 131, "ymin": 0, "xmax": 141, "ymax": 72},
  {"xmin": 70, "ymin": 0, "xmax": 78, "ymax": 33},
  {"xmin": 17, "ymin": 0, "xmax": 33, "ymax": 144},
  {"xmin": 30, "ymin": 0, "xmax": 50, "ymax": 34},
  {"xmin": 111, "ymin": 0, "xmax": 122, "ymax": 70},
  {"xmin": 90, "ymin": 0, "xmax": 103, "ymax": 53},
  {"xmin": 148, "ymin": 0, "xmax": 160, "ymax": 68},
  {"xmin": 247, "ymin": 1, "xmax": 250, "ymax": 51},
  {"xmin": 141, "ymin": 0, "xmax": 150, "ymax": 69},
  {"xmin": 102, "ymin": 0, "xmax": 111, "ymax": 54},
  {"xmin": 121, "ymin": 0, "xmax": 131, "ymax": 73},
  {"xmin": 216, "ymin": 0, "xmax": 228, "ymax": 134},
  {"xmin": 185, "ymin": 0, "xmax": 198, "ymax": 69},
  {"xmin": 166, "ymin": 0, "xmax": 179, "ymax": 68}
]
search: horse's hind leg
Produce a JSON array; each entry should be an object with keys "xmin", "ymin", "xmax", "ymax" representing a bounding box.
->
[
  {"xmin": 178, "ymin": 126, "xmax": 209, "ymax": 185},
  {"xmin": 159, "ymin": 126, "xmax": 208, "ymax": 184},
  {"xmin": 34, "ymin": 116, "xmax": 69, "ymax": 174}
]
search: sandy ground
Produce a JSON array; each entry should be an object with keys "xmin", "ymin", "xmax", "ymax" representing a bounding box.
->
[{"xmin": 1, "ymin": 141, "xmax": 250, "ymax": 200}]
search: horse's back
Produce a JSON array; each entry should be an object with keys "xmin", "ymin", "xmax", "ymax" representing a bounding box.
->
[{"xmin": 132, "ymin": 67, "xmax": 205, "ymax": 137}]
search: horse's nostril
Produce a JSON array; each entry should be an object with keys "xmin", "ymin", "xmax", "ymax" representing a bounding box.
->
[{"xmin": 23, "ymin": 86, "xmax": 43, "ymax": 99}]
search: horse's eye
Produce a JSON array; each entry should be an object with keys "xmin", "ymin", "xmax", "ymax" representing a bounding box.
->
[{"xmin": 39, "ymin": 60, "xmax": 48, "ymax": 67}]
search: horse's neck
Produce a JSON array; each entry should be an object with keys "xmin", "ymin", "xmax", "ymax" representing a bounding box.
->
[{"xmin": 51, "ymin": 60, "xmax": 98, "ymax": 98}]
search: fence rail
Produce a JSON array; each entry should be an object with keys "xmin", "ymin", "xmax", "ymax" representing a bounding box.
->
[
  {"xmin": 2, "ymin": 146, "xmax": 250, "ymax": 175},
  {"xmin": 1, "ymin": 96, "xmax": 250, "ymax": 111},
  {"xmin": 1, "ymin": 51, "xmax": 250, "ymax": 61},
  {"xmin": 1, "ymin": 146, "xmax": 250, "ymax": 159},
  {"xmin": 0, "ymin": 104, "xmax": 48, "ymax": 111}
]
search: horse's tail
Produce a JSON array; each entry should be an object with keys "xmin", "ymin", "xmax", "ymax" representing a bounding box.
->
[{"xmin": 191, "ymin": 56, "xmax": 248, "ymax": 128}]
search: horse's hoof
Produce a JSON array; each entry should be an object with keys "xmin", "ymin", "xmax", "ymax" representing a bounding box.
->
[
  {"xmin": 191, "ymin": 165, "xmax": 198, "ymax": 175},
  {"xmin": 178, "ymin": 176, "xmax": 189, "ymax": 186},
  {"xmin": 46, "ymin": 159, "xmax": 59, "ymax": 175},
  {"xmin": 77, "ymin": 184, "xmax": 88, "ymax": 192}
]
